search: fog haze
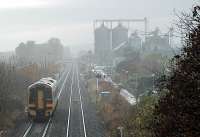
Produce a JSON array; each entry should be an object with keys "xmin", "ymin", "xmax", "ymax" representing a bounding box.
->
[{"xmin": 0, "ymin": 0, "xmax": 195, "ymax": 52}]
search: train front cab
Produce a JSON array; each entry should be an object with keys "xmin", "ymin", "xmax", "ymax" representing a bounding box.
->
[{"xmin": 28, "ymin": 84, "xmax": 54, "ymax": 121}]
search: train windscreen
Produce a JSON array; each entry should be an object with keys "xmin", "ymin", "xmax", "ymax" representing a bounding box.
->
[
  {"xmin": 29, "ymin": 88, "xmax": 36, "ymax": 104},
  {"xmin": 44, "ymin": 87, "xmax": 52, "ymax": 101},
  {"xmin": 29, "ymin": 86, "xmax": 52, "ymax": 103}
]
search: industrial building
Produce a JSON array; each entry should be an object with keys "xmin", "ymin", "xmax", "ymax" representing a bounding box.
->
[
  {"xmin": 94, "ymin": 24, "xmax": 112, "ymax": 65},
  {"xmin": 128, "ymin": 32, "xmax": 142, "ymax": 50},
  {"xmin": 93, "ymin": 19, "xmax": 147, "ymax": 65},
  {"xmin": 15, "ymin": 38, "xmax": 64, "ymax": 64}
]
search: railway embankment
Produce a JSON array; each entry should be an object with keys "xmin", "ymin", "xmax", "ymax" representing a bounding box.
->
[{"xmin": 86, "ymin": 77, "xmax": 132, "ymax": 137}]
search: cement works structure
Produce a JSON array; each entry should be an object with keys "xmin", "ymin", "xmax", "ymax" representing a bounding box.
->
[
  {"xmin": 93, "ymin": 18, "xmax": 148, "ymax": 65},
  {"xmin": 93, "ymin": 18, "xmax": 148, "ymax": 42}
]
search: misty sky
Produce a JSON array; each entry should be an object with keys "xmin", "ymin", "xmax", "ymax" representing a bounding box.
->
[{"xmin": 0, "ymin": 0, "xmax": 196, "ymax": 52}]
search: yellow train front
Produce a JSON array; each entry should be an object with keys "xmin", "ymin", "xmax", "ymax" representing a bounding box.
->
[{"xmin": 27, "ymin": 77, "xmax": 57, "ymax": 121}]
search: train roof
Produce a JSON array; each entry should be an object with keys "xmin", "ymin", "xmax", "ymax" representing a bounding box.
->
[
  {"xmin": 28, "ymin": 77, "xmax": 56, "ymax": 90},
  {"xmin": 40, "ymin": 77, "xmax": 57, "ymax": 83}
]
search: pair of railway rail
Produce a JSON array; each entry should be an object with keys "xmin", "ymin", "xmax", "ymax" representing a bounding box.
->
[
  {"xmin": 22, "ymin": 64, "xmax": 87, "ymax": 137},
  {"xmin": 22, "ymin": 119, "xmax": 51, "ymax": 137}
]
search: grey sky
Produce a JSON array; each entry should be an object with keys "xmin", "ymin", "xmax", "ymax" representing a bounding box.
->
[{"xmin": 0, "ymin": 0, "xmax": 196, "ymax": 52}]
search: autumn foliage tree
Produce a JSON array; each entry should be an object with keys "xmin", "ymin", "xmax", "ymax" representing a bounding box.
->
[
  {"xmin": 152, "ymin": 6, "xmax": 200, "ymax": 137},
  {"xmin": 0, "ymin": 62, "xmax": 33, "ymax": 129}
]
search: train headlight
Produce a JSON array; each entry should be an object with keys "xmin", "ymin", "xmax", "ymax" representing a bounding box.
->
[{"xmin": 28, "ymin": 104, "xmax": 36, "ymax": 109}]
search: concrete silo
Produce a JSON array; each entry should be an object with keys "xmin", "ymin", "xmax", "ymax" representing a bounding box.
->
[
  {"xmin": 112, "ymin": 23, "xmax": 128, "ymax": 49},
  {"xmin": 94, "ymin": 24, "xmax": 112, "ymax": 65}
]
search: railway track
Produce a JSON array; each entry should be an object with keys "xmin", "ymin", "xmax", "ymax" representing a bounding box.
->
[
  {"xmin": 22, "ymin": 123, "xmax": 33, "ymax": 137},
  {"xmin": 49, "ymin": 63, "xmax": 104, "ymax": 137},
  {"xmin": 22, "ymin": 119, "xmax": 51, "ymax": 137},
  {"xmin": 76, "ymin": 65, "xmax": 87, "ymax": 137},
  {"xmin": 20, "ymin": 63, "xmax": 103, "ymax": 137},
  {"xmin": 45, "ymin": 64, "xmax": 75, "ymax": 137},
  {"xmin": 47, "ymin": 63, "xmax": 87, "ymax": 137},
  {"xmin": 66, "ymin": 64, "xmax": 87, "ymax": 137}
]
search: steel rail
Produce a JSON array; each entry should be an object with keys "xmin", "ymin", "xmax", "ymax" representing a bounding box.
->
[
  {"xmin": 57, "ymin": 66, "xmax": 72, "ymax": 100},
  {"xmin": 66, "ymin": 65, "xmax": 74, "ymax": 137},
  {"xmin": 22, "ymin": 123, "xmax": 34, "ymax": 137},
  {"xmin": 76, "ymin": 65, "xmax": 87, "ymax": 137},
  {"xmin": 41, "ymin": 118, "xmax": 51, "ymax": 137}
]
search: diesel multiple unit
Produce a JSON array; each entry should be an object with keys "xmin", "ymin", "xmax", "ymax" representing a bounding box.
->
[{"xmin": 27, "ymin": 77, "xmax": 57, "ymax": 121}]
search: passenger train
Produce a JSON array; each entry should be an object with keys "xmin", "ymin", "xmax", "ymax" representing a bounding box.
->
[{"xmin": 27, "ymin": 77, "xmax": 57, "ymax": 121}]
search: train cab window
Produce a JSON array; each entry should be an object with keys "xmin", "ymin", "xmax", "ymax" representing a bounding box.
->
[
  {"xmin": 45, "ymin": 88, "xmax": 52, "ymax": 100},
  {"xmin": 29, "ymin": 88, "xmax": 36, "ymax": 103}
]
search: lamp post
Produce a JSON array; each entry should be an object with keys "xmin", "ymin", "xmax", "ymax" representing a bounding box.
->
[
  {"xmin": 126, "ymin": 70, "xmax": 129, "ymax": 80},
  {"xmin": 152, "ymin": 73, "xmax": 156, "ymax": 93},
  {"xmin": 117, "ymin": 126, "xmax": 124, "ymax": 137},
  {"xmin": 96, "ymin": 77, "xmax": 99, "ymax": 104}
]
